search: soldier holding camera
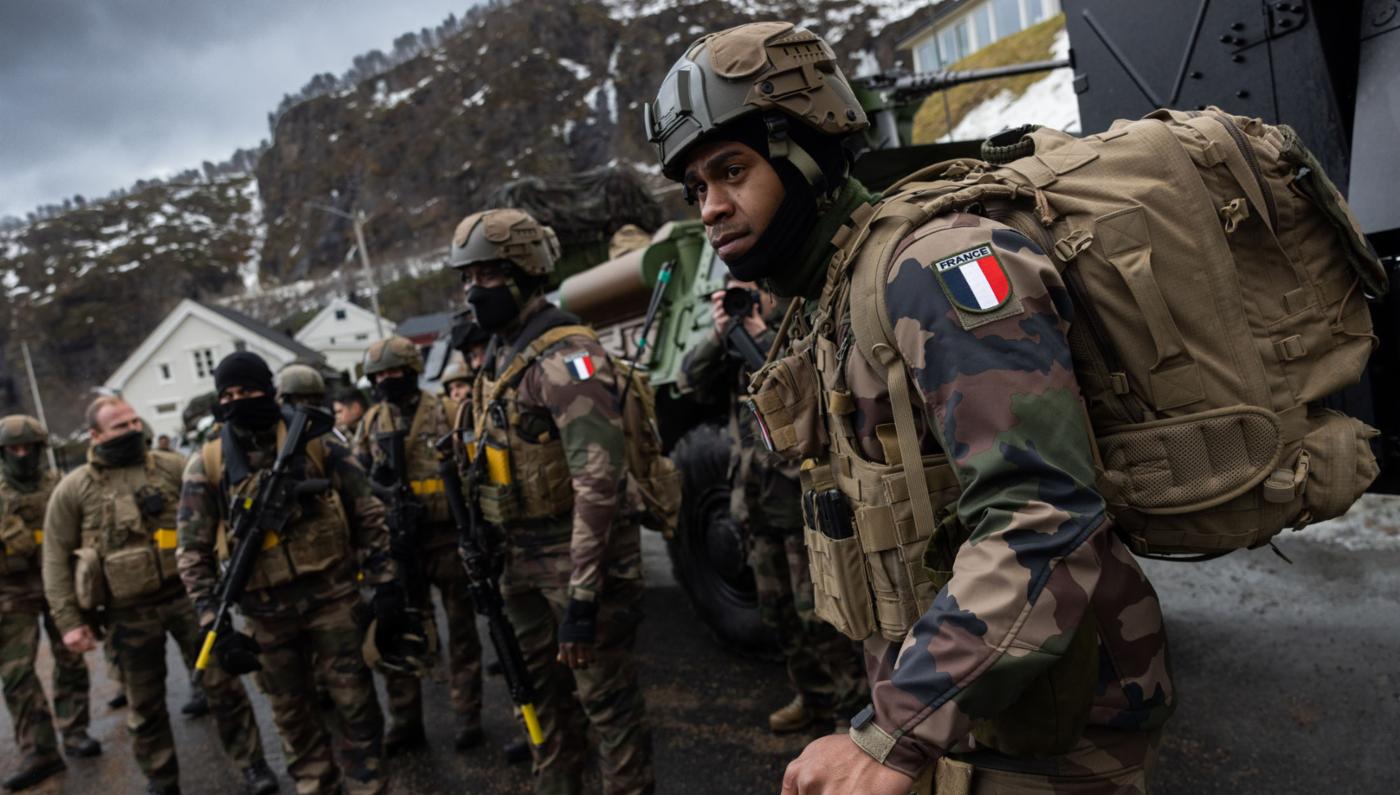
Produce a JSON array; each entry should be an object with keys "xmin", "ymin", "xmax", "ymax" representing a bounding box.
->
[{"xmin": 679, "ymin": 279, "xmax": 867, "ymax": 735}]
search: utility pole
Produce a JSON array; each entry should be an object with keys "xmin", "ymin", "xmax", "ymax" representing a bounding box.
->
[
  {"xmin": 308, "ymin": 203, "xmax": 386, "ymax": 338},
  {"xmin": 19, "ymin": 342, "xmax": 58, "ymax": 471}
]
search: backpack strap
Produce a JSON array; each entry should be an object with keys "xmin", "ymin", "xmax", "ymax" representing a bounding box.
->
[{"xmin": 488, "ymin": 324, "xmax": 600, "ymax": 404}]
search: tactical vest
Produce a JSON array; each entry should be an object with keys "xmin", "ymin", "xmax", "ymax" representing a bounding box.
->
[
  {"xmin": 202, "ymin": 428, "xmax": 351, "ymax": 592},
  {"xmin": 362, "ymin": 393, "xmax": 453, "ymax": 527},
  {"xmin": 77, "ymin": 455, "xmax": 184, "ymax": 606},
  {"xmin": 471, "ymin": 329, "xmax": 582, "ymax": 527},
  {"xmin": 0, "ymin": 472, "xmax": 57, "ymax": 576}
]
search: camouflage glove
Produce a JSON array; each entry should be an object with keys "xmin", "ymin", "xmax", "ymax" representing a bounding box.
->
[
  {"xmin": 210, "ymin": 628, "xmax": 262, "ymax": 676},
  {"xmin": 557, "ymin": 598, "xmax": 598, "ymax": 645}
]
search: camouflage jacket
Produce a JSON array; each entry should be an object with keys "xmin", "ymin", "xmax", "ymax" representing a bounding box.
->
[
  {"xmin": 476, "ymin": 299, "xmax": 636, "ymax": 603},
  {"xmin": 43, "ymin": 449, "xmax": 189, "ymax": 634},
  {"xmin": 806, "ymin": 208, "xmax": 1174, "ymax": 776},
  {"xmin": 677, "ymin": 320, "xmax": 802, "ymax": 532},
  {"xmin": 177, "ymin": 428, "xmax": 396, "ymax": 620},
  {"xmin": 0, "ymin": 469, "xmax": 58, "ymax": 612},
  {"xmin": 355, "ymin": 391, "xmax": 458, "ymax": 549}
]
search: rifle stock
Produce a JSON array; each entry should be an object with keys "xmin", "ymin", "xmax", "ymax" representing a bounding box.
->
[{"xmin": 436, "ymin": 433, "xmax": 544, "ymax": 748}]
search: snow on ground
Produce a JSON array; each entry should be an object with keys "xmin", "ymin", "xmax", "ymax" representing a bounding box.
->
[
  {"xmin": 946, "ymin": 29, "xmax": 1079, "ymax": 141},
  {"xmin": 1295, "ymin": 494, "xmax": 1400, "ymax": 551},
  {"xmin": 372, "ymin": 75, "xmax": 433, "ymax": 110},
  {"xmin": 238, "ymin": 179, "xmax": 265, "ymax": 294}
]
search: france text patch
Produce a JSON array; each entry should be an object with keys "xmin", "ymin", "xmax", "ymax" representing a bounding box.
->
[
  {"xmin": 565, "ymin": 351, "xmax": 595, "ymax": 380},
  {"xmin": 934, "ymin": 245, "xmax": 1012, "ymax": 313}
]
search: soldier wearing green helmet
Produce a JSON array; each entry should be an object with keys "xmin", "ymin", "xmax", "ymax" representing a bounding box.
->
[
  {"xmin": 356, "ymin": 336, "xmax": 485, "ymax": 755},
  {"xmin": 275, "ymin": 363, "xmax": 327, "ymax": 410},
  {"xmin": 450, "ymin": 207, "xmax": 654, "ymax": 795},
  {"xmin": 650, "ymin": 22, "xmax": 1172, "ymax": 795},
  {"xmin": 0, "ymin": 415, "xmax": 100, "ymax": 791}
]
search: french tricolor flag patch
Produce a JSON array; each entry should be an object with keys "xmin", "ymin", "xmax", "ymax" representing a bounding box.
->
[
  {"xmin": 934, "ymin": 244, "xmax": 1012, "ymax": 313},
  {"xmin": 565, "ymin": 351, "xmax": 595, "ymax": 381}
]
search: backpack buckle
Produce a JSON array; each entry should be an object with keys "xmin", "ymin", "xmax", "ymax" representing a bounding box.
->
[{"xmin": 1054, "ymin": 228, "xmax": 1094, "ymax": 261}]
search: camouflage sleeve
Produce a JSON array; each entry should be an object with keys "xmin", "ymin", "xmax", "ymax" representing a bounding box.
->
[
  {"xmin": 326, "ymin": 439, "xmax": 396, "ymax": 586},
  {"xmin": 676, "ymin": 331, "xmax": 733, "ymax": 395},
  {"xmin": 176, "ymin": 448, "xmax": 224, "ymax": 620},
  {"xmin": 524, "ymin": 336, "xmax": 627, "ymax": 603},
  {"xmin": 41, "ymin": 472, "xmax": 86, "ymax": 634},
  {"xmin": 866, "ymin": 215, "xmax": 1112, "ymax": 775}
]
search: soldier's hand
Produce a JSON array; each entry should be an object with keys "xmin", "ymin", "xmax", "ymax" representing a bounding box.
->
[
  {"xmin": 740, "ymin": 303, "xmax": 767, "ymax": 338},
  {"xmin": 710, "ymin": 290, "xmax": 731, "ymax": 339},
  {"xmin": 63, "ymin": 625, "xmax": 97, "ymax": 654},
  {"xmin": 781, "ymin": 734, "xmax": 913, "ymax": 795},
  {"xmin": 556, "ymin": 641, "xmax": 595, "ymax": 670}
]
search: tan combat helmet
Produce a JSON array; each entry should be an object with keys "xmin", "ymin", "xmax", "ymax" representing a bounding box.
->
[
  {"xmin": 276, "ymin": 363, "xmax": 326, "ymax": 399},
  {"xmin": 363, "ymin": 336, "xmax": 424, "ymax": 377},
  {"xmin": 440, "ymin": 355, "xmax": 472, "ymax": 389},
  {"xmin": 645, "ymin": 21, "xmax": 869, "ymax": 185},
  {"xmin": 0, "ymin": 415, "xmax": 47, "ymax": 448},
  {"xmin": 448, "ymin": 208, "xmax": 561, "ymax": 277}
]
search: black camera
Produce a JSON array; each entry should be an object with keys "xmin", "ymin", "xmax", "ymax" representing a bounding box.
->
[{"xmin": 722, "ymin": 286, "xmax": 760, "ymax": 318}]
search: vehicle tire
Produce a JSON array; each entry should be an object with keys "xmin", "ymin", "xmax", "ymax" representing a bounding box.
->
[{"xmin": 666, "ymin": 424, "xmax": 774, "ymax": 655}]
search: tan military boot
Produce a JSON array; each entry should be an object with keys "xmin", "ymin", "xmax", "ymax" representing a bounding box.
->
[{"xmin": 768, "ymin": 695, "xmax": 831, "ymax": 734}]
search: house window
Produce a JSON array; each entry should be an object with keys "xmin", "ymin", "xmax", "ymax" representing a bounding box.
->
[
  {"xmin": 154, "ymin": 402, "xmax": 179, "ymax": 416},
  {"xmin": 994, "ymin": 0, "xmax": 1023, "ymax": 39},
  {"xmin": 193, "ymin": 348, "xmax": 216, "ymax": 379},
  {"xmin": 1025, "ymin": 0, "xmax": 1048, "ymax": 25},
  {"xmin": 329, "ymin": 336, "xmax": 337, "ymax": 345},
  {"xmin": 914, "ymin": 37, "xmax": 939, "ymax": 71},
  {"xmin": 973, "ymin": 4, "xmax": 993, "ymax": 49},
  {"xmin": 233, "ymin": 339, "xmax": 247, "ymax": 352},
  {"xmin": 157, "ymin": 362, "xmax": 173, "ymax": 383},
  {"xmin": 335, "ymin": 308, "xmax": 348, "ymax": 320}
]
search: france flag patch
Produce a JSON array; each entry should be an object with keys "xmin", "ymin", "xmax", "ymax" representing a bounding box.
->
[
  {"xmin": 933, "ymin": 245, "xmax": 1012, "ymax": 313},
  {"xmin": 565, "ymin": 351, "xmax": 595, "ymax": 381}
]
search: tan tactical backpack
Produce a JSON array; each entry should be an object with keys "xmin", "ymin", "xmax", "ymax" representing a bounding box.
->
[{"xmin": 844, "ymin": 107, "xmax": 1385, "ymax": 557}]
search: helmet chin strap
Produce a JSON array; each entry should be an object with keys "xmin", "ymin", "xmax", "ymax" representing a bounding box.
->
[{"xmin": 764, "ymin": 114, "xmax": 828, "ymax": 198}]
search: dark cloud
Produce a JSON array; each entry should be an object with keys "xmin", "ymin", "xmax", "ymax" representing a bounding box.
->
[{"xmin": 0, "ymin": 0, "xmax": 474, "ymax": 217}]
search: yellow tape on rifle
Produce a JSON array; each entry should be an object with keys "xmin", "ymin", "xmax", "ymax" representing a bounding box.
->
[
  {"xmin": 195, "ymin": 630, "xmax": 217, "ymax": 671},
  {"xmin": 522, "ymin": 703, "xmax": 544, "ymax": 747}
]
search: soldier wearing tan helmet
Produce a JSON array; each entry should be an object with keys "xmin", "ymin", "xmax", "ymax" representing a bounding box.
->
[
  {"xmin": 276, "ymin": 363, "xmax": 327, "ymax": 409},
  {"xmin": 649, "ymin": 22, "xmax": 1172, "ymax": 795},
  {"xmin": 0, "ymin": 415, "xmax": 100, "ymax": 790},
  {"xmin": 440, "ymin": 354, "xmax": 473, "ymax": 405},
  {"xmin": 356, "ymin": 336, "xmax": 484, "ymax": 755},
  {"xmin": 450, "ymin": 207, "xmax": 654, "ymax": 794}
]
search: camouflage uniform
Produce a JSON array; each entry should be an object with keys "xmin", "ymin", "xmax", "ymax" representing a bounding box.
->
[
  {"xmin": 180, "ymin": 426, "xmax": 396, "ymax": 795},
  {"xmin": 475, "ymin": 298, "xmax": 653, "ymax": 795},
  {"xmin": 0, "ymin": 468, "xmax": 91, "ymax": 760},
  {"xmin": 356, "ymin": 390, "xmax": 483, "ymax": 739},
  {"xmin": 678, "ymin": 317, "xmax": 867, "ymax": 722},
  {"xmin": 43, "ymin": 447, "xmax": 267, "ymax": 791}
]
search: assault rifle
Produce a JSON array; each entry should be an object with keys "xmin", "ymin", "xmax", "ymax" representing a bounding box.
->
[
  {"xmin": 436, "ymin": 432, "xmax": 544, "ymax": 748},
  {"xmin": 371, "ymin": 429, "xmax": 429, "ymax": 608},
  {"xmin": 195, "ymin": 405, "xmax": 332, "ymax": 678}
]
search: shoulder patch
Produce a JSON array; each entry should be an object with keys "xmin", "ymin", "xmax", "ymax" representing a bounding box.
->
[
  {"xmin": 933, "ymin": 244, "xmax": 1013, "ymax": 314},
  {"xmin": 564, "ymin": 350, "xmax": 596, "ymax": 381}
]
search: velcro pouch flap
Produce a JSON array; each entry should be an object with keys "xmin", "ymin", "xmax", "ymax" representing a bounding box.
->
[{"xmin": 102, "ymin": 545, "xmax": 163, "ymax": 602}]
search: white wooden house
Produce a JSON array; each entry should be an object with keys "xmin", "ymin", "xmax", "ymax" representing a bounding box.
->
[
  {"xmin": 293, "ymin": 297, "xmax": 396, "ymax": 373},
  {"xmin": 104, "ymin": 299, "xmax": 326, "ymax": 439},
  {"xmin": 898, "ymin": 0, "xmax": 1062, "ymax": 71}
]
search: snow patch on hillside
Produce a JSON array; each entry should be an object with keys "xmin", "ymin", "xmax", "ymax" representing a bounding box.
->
[{"xmin": 946, "ymin": 29, "xmax": 1079, "ymax": 140}]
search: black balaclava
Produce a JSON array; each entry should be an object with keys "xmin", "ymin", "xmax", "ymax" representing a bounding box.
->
[
  {"xmin": 466, "ymin": 284, "xmax": 519, "ymax": 332},
  {"xmin": 212, "ymin": 351, "xmax": 281, "ymax": 433},
  {"xmin": 374, "ymin": 374, "xmax": 419, "ymax": 408},
  {"xmin": 708, "ymin": 115, "xmax": 849, "ymax": 285},
  {"xmin": 0, "ymin": 448, "xmax": 41, "ymax": 483},
  {"xmin": 94, "ymin": 430, "xmax": 146, "ymax": 468}
]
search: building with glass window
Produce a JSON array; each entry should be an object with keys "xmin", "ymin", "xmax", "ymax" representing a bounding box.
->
[{"xmin": 900, "ymin": 0, "xmax": 1061, "ymax": 72}]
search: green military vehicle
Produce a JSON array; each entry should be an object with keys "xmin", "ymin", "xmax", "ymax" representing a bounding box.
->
[{"xmin": 474, "ymin": 1, "xmax": 1400, "ymax": 651}]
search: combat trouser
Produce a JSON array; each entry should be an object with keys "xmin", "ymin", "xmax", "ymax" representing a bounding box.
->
[
  {"xmin": 1, "ymin": 606, "xmax": 92, "ymax": 758},
  {"xmin": 246, "ymin": 587, "xmax": 385, "ymax": 795},
  {"xmin": 383, "ymin": 540, "xmax": 483, "ymax": 732},
  {"xmin": 502, "ymin": 540, "xmax": 653, "ymax": 795},
  {"xmin": 749, "ymin": 529, "xmax": 868, "ymax": 719},
  {"xmin": 106, "ymin": 592, "xmax": 265, "ymax": 789}
]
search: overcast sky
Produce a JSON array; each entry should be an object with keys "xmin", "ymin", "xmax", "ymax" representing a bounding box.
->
[{"xmin": 0, "ymin": 0, "xmax": 475, "ymax": 219}]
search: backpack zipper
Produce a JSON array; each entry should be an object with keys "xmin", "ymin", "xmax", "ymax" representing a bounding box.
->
[
  {"xmin": 1212, "ymin": 113, "xmax": 1279, "ymax": 231},
  {"xmin": 988, "ymin": 206, "xmax": 1145, "ymax": 424}
]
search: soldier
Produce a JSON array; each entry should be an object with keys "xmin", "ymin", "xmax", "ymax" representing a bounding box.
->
[
  {"xmin": 42, "ymin": 397, "xmax": 275, "ymax": 795},
  {"xmin": 649, "ymin": 23, "xmax": 1173, "ymax": 794},
  {"xmin": 332, "ymin": 390, "xmax": 369, "ymax": 441},
  {"xmin": 179, "ymin": 351, "xmax": 410, "ymax": 794},
  {"xmin": 0, "ymin": 416, "xmax": 99, "ymax": 791},
  {"xmin": 440, "ymin": 354, "xmax": 473, "ymax": 406},
  {"xmin": 450, "ymin": 207, "xmax": 653, "ymax": 794},
  {"xmin": 276, "ymin": 363, "xmax": 328, "ymax": 411},
  {"xmin": 677, "ymin": 280, "xmax": 868, "ymax": 735},
  {"xmin": 356, "ymin": 336, "xmax": 484, "ymax": 754}
]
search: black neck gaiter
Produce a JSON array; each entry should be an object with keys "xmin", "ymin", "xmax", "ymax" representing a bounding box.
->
[
  {"xmin": 94, "ymin": 430, "xmax": 146, "ymax": 468},
  {"xmin": 721, "ymin": 159, "xmax": 818, "ymax": 285}
]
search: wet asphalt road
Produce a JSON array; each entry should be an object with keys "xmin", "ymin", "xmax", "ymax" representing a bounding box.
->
[{"xmin": 4, "ymin": 528, "xmax": 1398, "ymax": 794}]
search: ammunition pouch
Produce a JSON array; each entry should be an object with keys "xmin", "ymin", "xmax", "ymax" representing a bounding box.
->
[
  {"xmin": 0, "ymin": 515, "xmax": 38, "ymax": 574},
  {"xmin": 102, "ymin": 545, "xmax": 169, "ymax": 602},
  {"xmin": 73, "ymin": 547, "xmax": 106, "ymax": 611},
  {"xmin": 750, "ymin": 348, "xmax": 826, "ymax": 461},
  {"xmin": 477, "ymin": 418, "xmax": 572, "ymax": 526},
  {"xmin": 228, "ymin": 473, "xmax": 351, "ymax": 591}
]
